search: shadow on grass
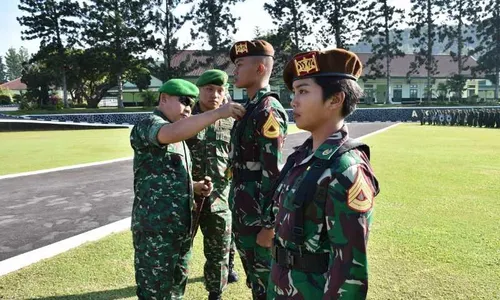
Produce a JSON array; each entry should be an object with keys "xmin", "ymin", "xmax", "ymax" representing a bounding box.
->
[
  {"xmin": 187, "ymin": 276, "xmax": 204, "ymax": 284},
  {"xmin": 30, "ymin": 286, "xmax": 136, "ymax": 300}
]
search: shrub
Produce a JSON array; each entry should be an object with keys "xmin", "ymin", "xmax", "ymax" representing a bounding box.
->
[
  {"xmin": 0, "ymin": 94, "xmax": 12, "ymax": 105},
  {"xmin": 141, "ymin": 90, "xmax": 158, "ymax": 107}
]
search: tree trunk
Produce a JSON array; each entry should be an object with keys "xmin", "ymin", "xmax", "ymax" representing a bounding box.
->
[
  {"xmin": 386, "ymin": 59, "xmax": 391, "ymax": 104},
  {"xmin": 496, "ymin": 65, "xmax": 499, "ymax": 100},
  {"xmin": 384, "ymin": 0, "xmax": 392, "ymax": 104},
  {"xmin": 333, "ymin": 1, "xmax": 342, "ymax": 48},
  {"xmin": 87, "ymin": 97, "xmax": 100, "ymax": 109},
  {"xmin": 496, "ymin": 2, "xmax": 500, "ymax": 100},
  {"xmin": 427, "ymin": 0, "xmax": 433, "ymax": 102},
  {"xmin": 457, "ymin": 3, "xmax": 464, "ymax": 100},
  {"xmin": 117, "ymin": 73, "xmax": 124, "ymax": 108},
  {"xmin": 62, "ymin": 69, "xmax": 68, "ymax": 108}
]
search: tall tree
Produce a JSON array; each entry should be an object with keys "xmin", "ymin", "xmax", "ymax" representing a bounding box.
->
[
  {"xmin": 440, "ymin": 0, "xmax": 481, "ymax": 100},
  {"xmin": 5, "ymin": 47, "xmax": 28, "ymax": 80},
  {"xmin": 18, "ymin": 0, "xmax": 81, "ymax": 108},
  {"xmin": 83, "ymin": 0, "xmax": 156, "ymax": 108},
  {"xmin": 264, "ymin": 0, "xmax": 312, "ymax": 54},
  {"xmin": 359, "ymin": 0, "xmax": 405, "ymax": 104},
  {"xmin": 0, "ymin": 56, "xmax": 6, "ymax": 83},
  {"xmin": 190, "ymin": 0, "xmax": 242, "ymax": 69},
  {"xmin": 18, "ymin": 47, "xmax": 30, "ymax": 65},
  {"xmin": 475, "ymin": 0, "xmax": 500, "ymax": 100},
  {"xmin": 408, "ymin": 0, "xmax": 443, "ymax": 101},
  {"xmin": 306, "ymin": 0, "xmax": 360, "ymax": 49},
  {"xmin": 151, "ymin": 0, "xmax": 194, "ymax": 82}
]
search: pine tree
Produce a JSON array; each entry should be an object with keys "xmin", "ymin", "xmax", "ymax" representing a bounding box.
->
[
  {"xmin": 190, "ymin": 0, "xmax": 243, "ymax": 69},
  {"xmin": 5, "ymin": 48, "xmax": 23, "ymax": 81},
  {"xmin": 440, "ymin": 0, "xmax": 481, "ymax": 100},
  {"xmin": 150, "ymin": 0, "xmax": 195, "ymax": 81},
  {"xmin": 264, "ymin": 0, "xmax": 312, "ymax": 53},
  {"xmin": 305, "ymin": 0, "xmax": 360, "ymax": 49},
  {"xmin": 408, "ymin": 0, "xmax": 445, "ymax": 102},
  {"xmin": 475, "ymin": 0, "xmax": 500, "ymax": 100},
  {"xmin": 359, "ymin": 0, "xmax": 405, "ymax": 104},
  {"xmin": 0, "ymin": 56, "xmax": 6, "ymax": 83},
  {"xmin": 18, "ymin": 0, "xmax": 81, "ymax": 107},
  {"xmin": 82, "ymin": 0, "xmax": 156, "ymax": 108}
]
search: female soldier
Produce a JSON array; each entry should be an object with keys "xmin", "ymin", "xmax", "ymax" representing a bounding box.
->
[{"xmin": 267, "ymin": 49, "xmax": 380, "ymax": 299}]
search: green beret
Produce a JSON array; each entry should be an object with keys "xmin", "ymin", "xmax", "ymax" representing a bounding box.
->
[
  {"xmin": 158, "ymin": 79, "xmax": 199, "ymax": 98},
  {"xmin": 196, "ymin": 69, "xmax": 229, "ymax": 87}
]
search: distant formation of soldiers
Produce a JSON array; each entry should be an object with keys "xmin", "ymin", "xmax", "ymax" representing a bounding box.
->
[{"xmin": 420, "ymin": 109, "xmax": 500, "ymax": 128}]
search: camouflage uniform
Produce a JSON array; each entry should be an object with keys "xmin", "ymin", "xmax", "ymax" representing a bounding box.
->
[
  {"xmin": 229, "ymin": 86, "xmax": 288, "ymax": 300},
  {"xmin": 268, "ymin": 126, "xmax": 380, "ymax": 299},
  {"xmin": 130, "ymin": 109, "xmax": 194, "ymax": 300},
  {"xmin": 186, "ymin": 102, "xmax": 234, "ymax": 294}
]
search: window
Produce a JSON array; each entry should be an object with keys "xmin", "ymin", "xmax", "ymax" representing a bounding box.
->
[
  {"xmin": 393, "ymin": 85, "xmax": 403, "ymax": 101},
  {"xmin": 242, "ymin": 89, "xmax": 248, "ymax": 101},
  {"xmin": 410, "ymin": 85, "xmax": 418, "ymax": 98}
]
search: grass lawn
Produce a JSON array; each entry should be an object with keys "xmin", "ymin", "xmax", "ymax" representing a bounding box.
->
[
  {"xmin": 0, "ymin": 129, "xmax": 133, "ymax": 176},
  {"xmin": 0, "ymin": 124, "xmax": 498, "ymax": 299},
  {"xmin": 0, "ymin": 125, "xmax": 303, "ymax": 176}
]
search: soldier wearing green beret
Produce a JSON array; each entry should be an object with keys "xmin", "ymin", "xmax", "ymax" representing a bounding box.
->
[
  {"xmin": 130, "ymin": 78, "xmax": 246, "ymax": 299},
  {"xmin": 228, "ymin": 40, "xmax": 288, "ymax": 300},
  {"xmin": 267, "ymin": 49, "xmax": 380, "ymax": 299},
  {"xmin": 185, "ymin": 70, "xmax": 239, "ymax": 300}
]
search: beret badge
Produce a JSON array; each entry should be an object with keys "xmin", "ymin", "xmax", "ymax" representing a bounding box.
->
[
  {"xmin": 294, "ymin": 52, "xmax": 320, "ymax": 77},
  {"xmin": 235, "ymin": 42, "xmax": 249, "ymax": 55}
]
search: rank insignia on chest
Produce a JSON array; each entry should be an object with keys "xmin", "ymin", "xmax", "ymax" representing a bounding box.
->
[
  {"xmin": 262, "ymin": 112, "xmax": 280, "ymax": 139},
  {"xmin": 294, "ymin": 52, "xmax": 320, "ymax": 76},
  {"xmin": 347, "ymin": 171, "xmax": 374, "ymax": 213},
  {"xmin": 235, "ymin": 42, "xmax": 249, "ymax": 55}
]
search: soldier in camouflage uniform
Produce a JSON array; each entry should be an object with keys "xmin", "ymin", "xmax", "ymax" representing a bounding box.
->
[
  {"xmin": 130, "ymin": 79, "xmax": 245, "ymax": 300},
  {"xmin": 228, "ymin": 40, "xmax": 288, "ymax": 300},
  {"xmin": 267, "ymin": 49, "xmax": 380, "ymax": 299},
  {"xmin": 186, "ymin": 70, "xmax": 238, "ymax": 300}
]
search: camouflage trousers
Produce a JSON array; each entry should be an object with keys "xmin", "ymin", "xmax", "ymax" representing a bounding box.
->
[
  {"xmin": 267, "ymin": 262, "xmax": 327, "ymax": 300},
  {"xmin": 193, "ymin": 204, "xmax": 232, "ymax": 293},
  {"xmin": 233, "ymin": 226, "xmax": 272, "ymax": 300},
  {"xmin": 133, "ymin": 230, "xmax": 192, "ymax": 300}
]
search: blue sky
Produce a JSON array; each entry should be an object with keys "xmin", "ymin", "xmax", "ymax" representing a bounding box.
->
[{"xmin": 1, "ymin": 0, "xmax": 410, "ymax": 59}]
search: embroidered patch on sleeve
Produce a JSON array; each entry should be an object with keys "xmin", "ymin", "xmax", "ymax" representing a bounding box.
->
[
  {"xmin": 262, "ymin": 112, "xmax": 280, "ymax": 139},
  {"xmin": 347, "ymin": 170, "xmax": 374, "ymax": 213}
]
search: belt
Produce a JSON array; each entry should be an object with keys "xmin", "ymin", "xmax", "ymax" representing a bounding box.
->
[
  {"xmin": 272, "ymin": 244, "xmax": 329, "ymax": 273},
  {"xmin": 233, "ymin": 169, "xmax": 261, "ymax": 182}
]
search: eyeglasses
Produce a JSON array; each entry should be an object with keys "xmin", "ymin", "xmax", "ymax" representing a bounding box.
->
[{"xmin": 178, "ymin": 96, "xmax": 195, "ymax": 108}]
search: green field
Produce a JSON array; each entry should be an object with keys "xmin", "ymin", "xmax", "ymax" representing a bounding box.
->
[
  {"xmin": 0, "ymin": 125, "xmax": 303, "ymax": 176},
  {"xmin": 0, "ymin": 129, "xmax": 133, "ymax": 176},
  {"xmin": 0, "ymin": 124, "xmax": 499, "ymax": 299}
]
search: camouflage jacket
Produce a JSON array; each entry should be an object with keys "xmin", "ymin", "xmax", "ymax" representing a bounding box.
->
[
  {"xmin": 229, "ymin": 86, "xmax": 288, "ymax": 230},
  {"xmin": 130, "ymin": 109, "xmax": 193, "ymax": 233},
  {"xmin": 272, "ymin": 126, "xmax": 380, "ymax": 298},
  {"xmin": 186, "ymin": 102, "xmax": 234, "ymax": 212}
]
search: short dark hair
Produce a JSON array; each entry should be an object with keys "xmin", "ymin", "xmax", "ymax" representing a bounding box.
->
[{"xmin": 313, "ymin": 77, "xmax": 364, "ymax": 117}]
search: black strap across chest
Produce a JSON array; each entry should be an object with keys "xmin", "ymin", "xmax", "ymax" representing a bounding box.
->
[{"xmin": 273, "ymin": 138, "xmax": 370, "ymax": 246}]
